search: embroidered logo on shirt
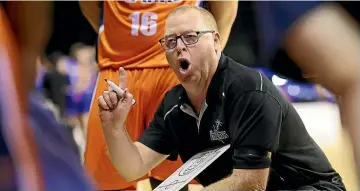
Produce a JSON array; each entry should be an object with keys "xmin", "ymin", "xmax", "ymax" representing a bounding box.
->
[{"xmin": 209, "ymin": 118, "xmax": 229, "ymax": 143}]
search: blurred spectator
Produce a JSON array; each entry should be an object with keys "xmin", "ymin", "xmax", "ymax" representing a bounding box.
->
[
  {"xmin": 35, "ymin": 56, "xmax": 52, "ymax": 90},
  {"xmin": 42, "ymin": 52, "xmax": 71, "ymax": 120},
  {"xmin": 66, "ymin": 43, "xmax": 97, "ymax": 137}
]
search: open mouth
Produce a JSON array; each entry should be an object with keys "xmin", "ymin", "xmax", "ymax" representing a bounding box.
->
[
  {"xmin": 178, "ymin": 58, "xmax": 191, "ymax": 74},
  {"xmin": 180, "ymin": 59, "xmax": 189, "ymax": 70}
]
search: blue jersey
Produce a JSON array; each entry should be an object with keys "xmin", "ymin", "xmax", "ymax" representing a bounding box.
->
[{"xmin": 28, "ymin": 92, "xmax": 95, "ymax": 191}]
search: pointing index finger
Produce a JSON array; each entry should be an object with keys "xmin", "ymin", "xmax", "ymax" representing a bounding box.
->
[{"xmin": 119, "ymin": 67, "xmax": 127, "ymax": 89}]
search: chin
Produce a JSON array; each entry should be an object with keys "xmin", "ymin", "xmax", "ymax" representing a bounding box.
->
[
  {"xmin": 182, "ymin": 75, "xmax": 199, "ymax": 84},
  {"xmin": 181, "ymin": 78, "xmax": 201, "ymax": 91}
]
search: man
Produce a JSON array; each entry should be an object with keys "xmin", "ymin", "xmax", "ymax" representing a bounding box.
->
[
  {"xmin": 0, "ymin": 2, "xmax": 94, "ymax": 190},
  {"xmin": 253, "ymin": 1, "xmax": 360, "ymax": 180},
  {"xmin": 98, "ymin": 5, "xmax": 346, "ymax": 191},
  {"xmin": 79, "ymin": 1, "xmax": 238, "ymax": 190}
]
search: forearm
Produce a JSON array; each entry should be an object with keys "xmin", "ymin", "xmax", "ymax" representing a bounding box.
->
[
  {"xmin": 202, "ymin": 177, "xmax": 265, "ymax": 191},
  {"xmin": 202, "ymin": 169, "xmax": 268, "ymax": 191},
  {"xmin": 6, "ymin": 2, "xmax": 53, "ymax": 92},
  {"xmin": 102, "ymin": 123, "xmax": 146, "ymax": 181},
  {"xmin": 79, "ymin": 1, "xmax": 101, "ymax": 33},
  {"xmin": 208, "ymin": 1, "xmax": 238, "ymax": 50},
  {"xmin": 7, "ymin": 2, "xmax": 53, "ymax": 52},
  {"xmin": 202, "ymin": 177, "xmax": 240, "ymax": 191}
]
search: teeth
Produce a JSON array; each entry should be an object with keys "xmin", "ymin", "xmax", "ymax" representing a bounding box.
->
[{"xmin": 180, "ymin": 68, "xmax": 187, "ymax": 73}]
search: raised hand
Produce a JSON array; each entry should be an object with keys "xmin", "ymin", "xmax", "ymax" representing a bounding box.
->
[{"xmin": 98, "ymin": 67, "xmax": 133, "ymax": 128}]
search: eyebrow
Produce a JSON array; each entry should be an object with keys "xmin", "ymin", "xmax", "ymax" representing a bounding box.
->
[{"xmin": 164, "ymin": 30, "xmax": 195, "ymax": 38}]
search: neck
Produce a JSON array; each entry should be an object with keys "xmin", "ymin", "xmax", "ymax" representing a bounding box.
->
[{"xmin": 186, "ymin": 86, "xmax": 208, "ymax": 114}]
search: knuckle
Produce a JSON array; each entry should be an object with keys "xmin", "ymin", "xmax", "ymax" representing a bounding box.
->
[
  {"xmin": 103, "ymin": 91, "xmax": 110, "ymax": 97},
  {"xmin": 110, "ymin": 92, "xmax": 117, "ymax": 99}
]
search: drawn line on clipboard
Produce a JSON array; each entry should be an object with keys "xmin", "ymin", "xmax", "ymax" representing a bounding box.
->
[
  {"xmin": 153, "ymin": 145, "xmax": 231, "ymax": 191},
  {"xmin": 156, "ymin": 180, "xmax": 187, "ymax": 190},
  {"xmin": 178, "ymin": 148, "xmax": 222, "ymax": 176}
]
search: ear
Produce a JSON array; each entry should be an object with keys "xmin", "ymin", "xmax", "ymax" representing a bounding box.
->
[{"xmin": 214, "ymin": 32, "xmax": 221, "ymax": 52}]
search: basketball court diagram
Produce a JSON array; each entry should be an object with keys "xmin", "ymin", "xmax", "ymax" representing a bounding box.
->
[{"xmin": 153, "ymin": 144, "xmax": 230, "ymax": 191}]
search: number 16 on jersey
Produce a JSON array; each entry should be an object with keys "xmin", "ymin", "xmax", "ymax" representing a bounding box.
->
[{"xmin": 129, "ymin": 12, "xmax": 158, "ymax": 36}]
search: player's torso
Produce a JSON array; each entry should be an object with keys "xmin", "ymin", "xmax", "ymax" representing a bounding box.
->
[{"xmin": 97, "ymin": 0, "xmax": 202, "ymax": 69}]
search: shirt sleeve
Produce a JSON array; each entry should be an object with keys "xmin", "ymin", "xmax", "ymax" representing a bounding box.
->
[
  {"xmin": 137, "ymin": 99, "xmax": 177, "ymax": 158},
  {"xmin": 229, "ymin": 91, "xmax": 283, "ymax": 169}
]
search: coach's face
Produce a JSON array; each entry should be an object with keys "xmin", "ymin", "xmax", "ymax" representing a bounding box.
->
[{"xmin": 163, "ymin": 10, "xmax": 221, "ymax": 93}]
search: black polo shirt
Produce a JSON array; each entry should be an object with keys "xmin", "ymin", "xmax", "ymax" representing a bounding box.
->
[{"xmin": 138, "ymin": 54, "xmax": 345, "ymax": 190}]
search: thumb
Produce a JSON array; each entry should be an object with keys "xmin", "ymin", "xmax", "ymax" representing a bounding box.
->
[
  {"xmin": 124, "ymin": 89, "xmax": 134, "ymax": 106},
  {"xmin": 119, "ymin": 67, "xmax": 127, "ymax": 90}
]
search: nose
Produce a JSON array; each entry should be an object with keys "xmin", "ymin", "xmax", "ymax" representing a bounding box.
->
[{"xmin": 175, "ymin": 37, "xmax": 186, "ymax": 52}]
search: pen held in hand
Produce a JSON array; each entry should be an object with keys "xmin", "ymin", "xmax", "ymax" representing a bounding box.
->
[{"xmin": 105, "ymin": 79, "xmax": 136, "ymax": 105}]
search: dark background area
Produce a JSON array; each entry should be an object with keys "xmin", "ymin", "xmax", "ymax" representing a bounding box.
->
[
  {"xmin": 45, "ymin": 2, "xmax": 259, "ymax": 67},
  {"xmin": 46, "ymin": 2, "xmax": 97, "ymax": 55}
]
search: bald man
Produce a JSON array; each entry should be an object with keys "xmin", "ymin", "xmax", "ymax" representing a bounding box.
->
[
  {"xmin": 97, "ymin": 5, "xmax": 345, "ymax": 191},
  {"xmin": 79, "ymin": 1, "xmax": 237, "ymax": 190}
]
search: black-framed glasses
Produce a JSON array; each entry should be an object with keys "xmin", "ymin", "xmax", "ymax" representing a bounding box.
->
[{"xmin": 159, "ymin": 30, "xmax": 215, "ymax": 50}]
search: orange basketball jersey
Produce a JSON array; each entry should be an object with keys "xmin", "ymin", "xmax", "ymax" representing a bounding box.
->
[{"xmin": 97, "ymin": 0, "xmax": 201, "ymax": 70}]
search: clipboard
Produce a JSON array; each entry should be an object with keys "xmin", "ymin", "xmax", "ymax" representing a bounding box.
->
[{"xmin": 153, "ymin": 144, "xmax": 231, "ymax": 191}]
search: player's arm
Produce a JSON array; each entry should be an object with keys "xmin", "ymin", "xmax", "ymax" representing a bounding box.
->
[
  {"xmin": 283, "ymin": 3, "xmax": 360, "ymax": 169},
  {"xmin": 79, "ymin": 1, "xmax": 101, "ymax": 33},
  {"xmin": 5, "ymin": 1, "xmax": 53, "ymax": 92},
  {"xmin": 6, "ymin": 2, "xmax": 53, "ymax": 55},
  {"xmin": 207, "ymin": 1, "xmax": 238, "ymax": 50},
  {"xmin": 203, "ymin": 91, "xmax": 282, "ymax": 190},
  {"xmin": 103, "ymin": 98, "xmax": 177, "ymax": 181}
]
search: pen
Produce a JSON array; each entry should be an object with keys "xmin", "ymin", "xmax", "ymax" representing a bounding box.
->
[{"xmin": 105, "ymin": 79, "xmax": 136, "ymax": 105}]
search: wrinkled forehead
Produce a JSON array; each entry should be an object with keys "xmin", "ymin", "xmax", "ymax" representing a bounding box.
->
[{"xmin": 165, "ymin": 10, "xmax": 205, "ymax": 36}]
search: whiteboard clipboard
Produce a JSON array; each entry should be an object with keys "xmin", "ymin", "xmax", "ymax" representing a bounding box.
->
[{"xmin": 153, "ymin": 144, "xmax": 231, "ymax": 191}]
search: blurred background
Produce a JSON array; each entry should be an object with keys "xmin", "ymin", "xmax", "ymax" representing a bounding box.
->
[{"xmin": 33, "ymin": 2, "xmax": 357, "ymax": 190}]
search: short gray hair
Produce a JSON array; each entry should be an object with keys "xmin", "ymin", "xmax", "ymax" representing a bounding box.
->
[{"xmin": 166, "ymin": 5, "xmax": 218, "ymax": 32}]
